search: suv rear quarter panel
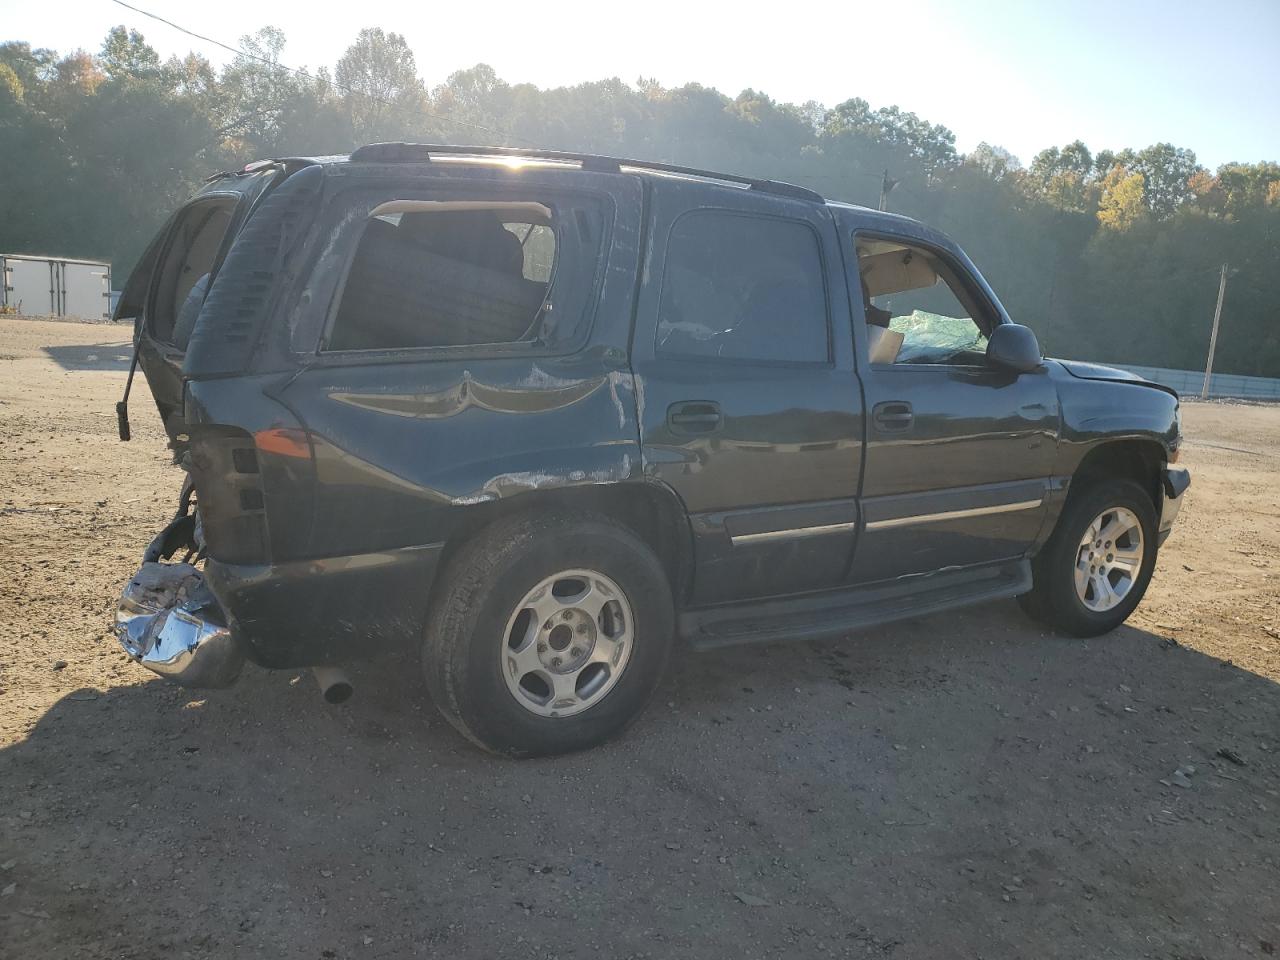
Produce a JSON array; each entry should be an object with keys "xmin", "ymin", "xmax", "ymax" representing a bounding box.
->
[{"xmin": 271, "ymin": 164, "xmax": 648, "ymax": 561}]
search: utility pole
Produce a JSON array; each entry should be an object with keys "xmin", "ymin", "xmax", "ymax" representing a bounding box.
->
[
  {"xmin": 1200, "ymin": 262, "xmax": 1229, "ymax": 400},
  {"xmin": 878, "ymin": 169, "xmax": 898, "ymax": 212}
]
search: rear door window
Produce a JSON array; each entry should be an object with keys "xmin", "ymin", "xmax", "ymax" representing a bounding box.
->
[
  {"xmin": 325, "ymin": 198, "xmax": 602, "ymax": 353},
  {"xmin": 656, "ymin": 211, "xmax": 830, "ymax": 363}
]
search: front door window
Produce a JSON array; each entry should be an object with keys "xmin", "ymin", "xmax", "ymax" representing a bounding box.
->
[{"xmin": 855, "ymin": 238, "xmax": 991, "ymax": 366}]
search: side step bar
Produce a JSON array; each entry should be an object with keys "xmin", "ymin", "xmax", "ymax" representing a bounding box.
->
[{"xmin": 680, "ymin": 559, "xmax": 1032, "ymax": 650}]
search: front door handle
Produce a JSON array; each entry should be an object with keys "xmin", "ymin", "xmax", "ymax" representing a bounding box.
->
[
  {"xmin": 668, "ymin": 400, "xmax": 722, "ymax": 435},
  {"xmin": 873, "ymin": 400, "xmax": 913, "ymax": 432}
]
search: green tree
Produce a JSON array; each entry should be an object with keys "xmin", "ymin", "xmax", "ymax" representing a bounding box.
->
[
  {"xmin": 1026, "ymin": 140, "xmax": 1095, "ymax": 213},
  {"xmin": 966, "ymin": 142, "xmax": 1021, "ymax": 182},
  {"xmin": 98, "ymin": 26, "xmax": 162, "ymax": 82},
  {"xmin": 1097, "ymin": 166, "xmax": 1147, "ymax": 231},
  {"xmin": 1127, "ymin": 143, "xmax": 1202, "ymax": 219},
  {"xmin": 0, "ymin": 42, "xmax": 56, "ymax": 97},
  {"xmin": 1216, "ymin": 162, "xmax": 1280, "ymax": 218},
  {"xmin": 219, "ymin": 27, "xmax": 309, "ymax": 152},
  {"xmin": 334, "ymin": 28, "xmax": 425, "ymax": 142},
  {"xmin": 0, "ymin": 62, "xmax": 23, "ymax": 106}
]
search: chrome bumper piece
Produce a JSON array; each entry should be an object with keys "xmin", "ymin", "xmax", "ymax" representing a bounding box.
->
[
  {"xmin": 115, "ymin": 562, "xmax": 244, "ymax": 688},
  {"xmin": 1158, "ymin": 467, "xmax": 1190, "ymax": 545}
]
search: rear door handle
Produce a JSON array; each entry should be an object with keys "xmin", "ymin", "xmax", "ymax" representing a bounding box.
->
[
  {"xmin": 668, "ymin": 401, "xmax": 722, "ymax": 435},
  {"xmin": 873, "ymin": 401, "xmax": 913, "ymax": 432}
]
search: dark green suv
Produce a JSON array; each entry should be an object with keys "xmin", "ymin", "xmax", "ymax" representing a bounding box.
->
[{"xmin": 113, "ymin": 144, "xmax": 1189, "ymax": 756}]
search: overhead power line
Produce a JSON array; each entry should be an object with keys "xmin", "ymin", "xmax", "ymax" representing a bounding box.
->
[
  {"xmin": 104, "ymin": 0, "xmax": 538, "ymax": 146},
  {"xmin": 109, "ymin": 0, "xmax": 272, "ymax": 67}
]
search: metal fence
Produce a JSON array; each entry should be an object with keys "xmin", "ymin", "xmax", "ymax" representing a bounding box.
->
[{"xmin": 1103, "ymin": 363, "xmax": 1280, "ymax": 401}]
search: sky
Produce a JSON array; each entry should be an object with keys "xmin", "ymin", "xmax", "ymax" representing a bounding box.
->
[{"xmin": 3, "ymin": 0, "xmax": 1278, "ymax": 170}]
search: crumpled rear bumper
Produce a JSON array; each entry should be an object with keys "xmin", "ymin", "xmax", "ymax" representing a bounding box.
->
[{"xmin": 114, "ymin": 561, "xmax": 245, "ymax": 688}]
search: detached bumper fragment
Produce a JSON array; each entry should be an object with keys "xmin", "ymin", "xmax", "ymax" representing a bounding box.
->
[{"xmin": 115, "ymin": 561, "xmax": 245, "ymax": 688}]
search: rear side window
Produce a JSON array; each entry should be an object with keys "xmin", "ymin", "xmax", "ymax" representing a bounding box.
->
[
  {"xmin": 326, "ymin": 199, "xmax": 600, "ymax": 353},
  {"xmin": 657, "ymin": 211, "xmax": 829, "ymax": 363}
]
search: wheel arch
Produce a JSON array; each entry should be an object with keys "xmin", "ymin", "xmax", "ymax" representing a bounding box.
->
[
  {"xmin": 1069, "ymin": 439, "xmax": 1166, "ymax": 510},
  {"xmin": 433, "ymin": 480, "xmax": 694, "ymax": 605}
]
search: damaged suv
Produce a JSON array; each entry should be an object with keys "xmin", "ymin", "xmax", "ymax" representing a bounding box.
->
[{"xmin": 113, "ymin": 144, "xmax": 1189, "ymax": 756}]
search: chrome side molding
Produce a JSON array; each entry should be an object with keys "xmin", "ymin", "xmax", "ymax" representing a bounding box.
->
[
  {"xmin": 865, "ymin": 499, "xmax": 1043, "ymax": 531},
  {"xmin": 729, "ymin": 521, "xmax": 858, "ymax": 546}
]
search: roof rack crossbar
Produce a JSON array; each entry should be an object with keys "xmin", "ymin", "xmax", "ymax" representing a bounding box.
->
[{"xmin": 348, "ymin": 143, "xmax": 824, "ymax": 204}]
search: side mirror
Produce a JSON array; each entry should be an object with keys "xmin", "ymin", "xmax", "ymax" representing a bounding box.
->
[{"xmin": 986, "ymin": 323, "xmax": 1043, "ymax": 373}]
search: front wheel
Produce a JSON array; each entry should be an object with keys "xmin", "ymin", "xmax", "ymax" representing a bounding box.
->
[
  {"xmin": 1019, "ymin": 478, "xmax": 1158, "ymax": 637},
  {"xmin": 422, "ymin": 511, "xmax": 675, "ymax": 757}
]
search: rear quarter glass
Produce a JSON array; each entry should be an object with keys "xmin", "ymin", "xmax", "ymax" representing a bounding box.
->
[{"xmin": 288, "ymin": 183, "xmax": 615, "ymax": 362}]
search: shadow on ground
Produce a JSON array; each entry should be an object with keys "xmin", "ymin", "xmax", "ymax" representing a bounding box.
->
[
  {"xmin": 2, "ymin": 603, "xmax": 1278, "ymax": 959},
  {"xmin": 41, "ymin": 342, "xmax": 133, "ymax": 372}
]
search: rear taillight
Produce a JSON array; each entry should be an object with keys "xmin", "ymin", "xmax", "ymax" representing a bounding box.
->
[
  {"xmin": 254, "ymin": 427, "xmax": 310, "ymax": 459},
  {"xmin": 187, "ymin": 432, "xmax": 271, "ymax": 565}
]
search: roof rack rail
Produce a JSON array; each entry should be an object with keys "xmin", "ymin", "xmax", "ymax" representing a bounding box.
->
[{"xmin": 347, "ymin": 142, "xmax": 824, "ymax": 204}]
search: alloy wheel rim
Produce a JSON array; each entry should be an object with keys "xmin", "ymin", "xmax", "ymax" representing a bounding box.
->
[
  {"xmin": 1074, "ymin": 506, "xmax": 1144, "ymax": 613},
  {"xmin": 501, "ymin": 569, "xmax": 634, "ymax": 718}
]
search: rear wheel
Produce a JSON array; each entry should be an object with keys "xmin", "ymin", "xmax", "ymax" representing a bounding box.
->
[
  {"xmin": 422, "ymin": 511, "xmax": 674, "ymax": 757},
  {"xmin": 500, "ymin": 568, "xmax": 635, "ymax": 718},
  {"xmin": 1019, "ymin": 478, "xmax": 1157, "ymax": 637}
]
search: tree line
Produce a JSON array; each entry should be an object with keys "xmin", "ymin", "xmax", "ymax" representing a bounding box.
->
[{"xmin": 1, "ymin": 27, "xmax": 1277, "ymax": 376}]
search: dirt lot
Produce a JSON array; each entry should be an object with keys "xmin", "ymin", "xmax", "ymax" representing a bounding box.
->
[{"xmin": 1, "ymin": 315, "xmax": 1278, "ymax": 959}]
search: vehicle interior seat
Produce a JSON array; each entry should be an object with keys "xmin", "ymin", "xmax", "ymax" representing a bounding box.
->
[{"xmin": 330, "ymin": 212, "xmax": 548, "ymax": 351}]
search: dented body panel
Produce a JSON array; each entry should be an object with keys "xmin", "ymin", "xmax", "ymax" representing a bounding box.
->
[{"xmin": 290, "ymin": 355, "xmax": 642, "ymax": 558}]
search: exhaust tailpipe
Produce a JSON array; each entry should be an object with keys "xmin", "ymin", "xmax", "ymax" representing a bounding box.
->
[{"xmin": 313, "ymin": 666, "xmax": 353, "ymax": 704}]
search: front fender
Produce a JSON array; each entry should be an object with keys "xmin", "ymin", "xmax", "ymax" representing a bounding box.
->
[{"xmin": 1048, "ymin": 362, "xmax": 1180, "ymax": 474}]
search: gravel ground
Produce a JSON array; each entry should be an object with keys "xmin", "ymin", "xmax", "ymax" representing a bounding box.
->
[{"xmin": 1, "ymin": 316, "xmax": 1278, "ymax": 959}]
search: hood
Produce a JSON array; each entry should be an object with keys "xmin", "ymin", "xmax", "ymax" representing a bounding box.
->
[{"xmin": 1052, "ymin": 359, "xmax": 1179, "ymax": 398}]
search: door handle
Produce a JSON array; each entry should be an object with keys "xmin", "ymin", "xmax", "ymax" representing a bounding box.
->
[
  {"xmin": 873, "ymin": 401, "xmax": 913, "ymax": 432},
  {"xmin": 668, "ymin": 401, "xmax": 722, "ymax": 435}
]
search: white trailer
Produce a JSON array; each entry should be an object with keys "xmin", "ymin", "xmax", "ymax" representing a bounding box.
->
[{"xmin": 1, "ymin": 254, "xmax": 112, "ymax": 320}]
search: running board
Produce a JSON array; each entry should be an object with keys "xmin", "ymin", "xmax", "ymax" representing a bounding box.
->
[{"xmin": 680, "ymin": 559, "xmax": 1032, "ymax": 650}]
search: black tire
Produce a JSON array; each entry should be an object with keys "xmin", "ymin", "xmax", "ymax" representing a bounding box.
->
[
  {"xmin": 1020, "ymin": 477, "xmax": 1158, "ymax": 637},
  {"xmin": 422, "ymin": 510, "xmax": 675, "ymax": 757}
]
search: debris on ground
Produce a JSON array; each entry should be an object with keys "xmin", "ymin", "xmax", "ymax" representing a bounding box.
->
[{"xmin": 1217, "ymin": 747, "xmax": 1247, "ymax": 766}]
